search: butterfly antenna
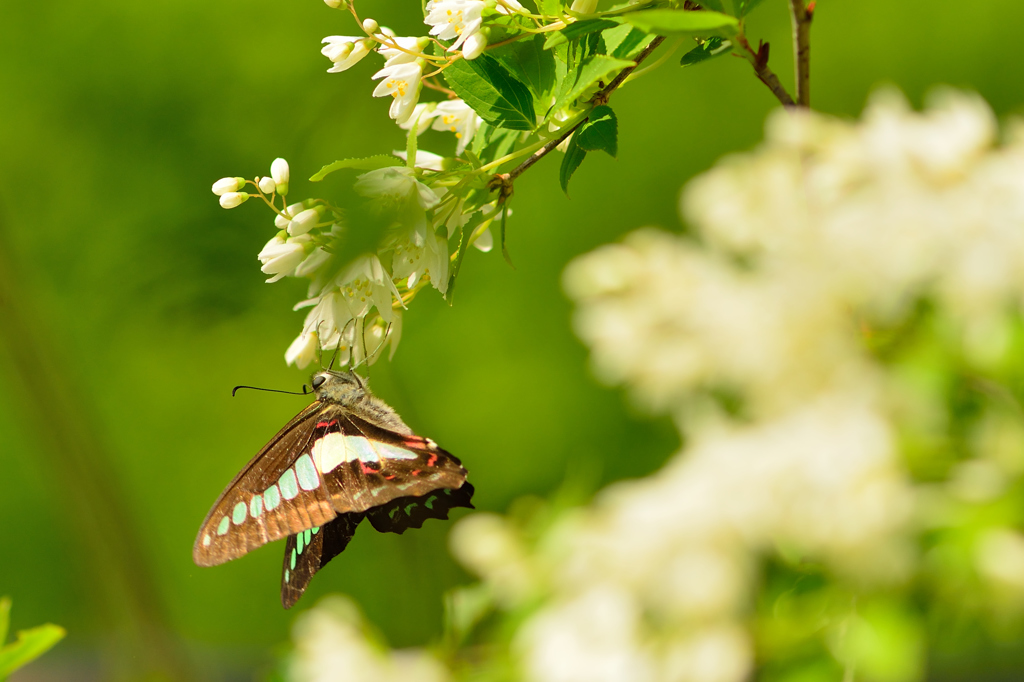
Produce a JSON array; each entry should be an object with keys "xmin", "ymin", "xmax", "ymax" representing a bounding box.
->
[{"xmin": 232, "ymin": 385, "xmax": 312, "ymax": 397}]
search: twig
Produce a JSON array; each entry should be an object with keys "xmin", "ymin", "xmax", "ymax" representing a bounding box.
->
[
  {"xmin": 734, "ymin": 34, "xmax": 796, "ymax": 107},
  {"xmin": 789, "ymin": 0, "xmax": 813, "ymax": 107},
  {"xmin": 491, "ymin": 36, "xmax": 667, "ymax": 196}
]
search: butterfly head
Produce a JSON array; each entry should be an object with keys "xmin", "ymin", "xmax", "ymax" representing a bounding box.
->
[{"xmin": 310, "ymin": 370, "xmax": 367, "ymax": 406}]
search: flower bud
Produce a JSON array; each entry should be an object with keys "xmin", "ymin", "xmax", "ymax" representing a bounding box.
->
[
  {"xmin": 258, "ymin": 176, "xmax": 277, "ymax": 194},
  {"xmin": 462, "ymin": 32, "xmax": 487, "ymax": 60},
  {"xmin": 211, "ymin": 177, "xmax": 244, "ymax": 196},
  {"xmin": 323, "ymin": 0, "xmax": 346, "ymax": 8},
  {"xmin": 271, "ymin": 157, "xmax": 290, "ymax": 196},
  {"xmin": 362, "ymin": 17, "xmax": 379, "ymax": 34},
  {"xmin": 275, "ymin": 201, "xmax": 305, "ymax": 229},
  {"xmin": 219, "ymin": 192, "xmax": 250, "ymax": 208},
  {"xmin": 288, "ymin": 208, "xmax": 320, "ymax": 236},
  {"xmin": 570, "ymin": 0, "xmax": 598, "ymax": 13}
]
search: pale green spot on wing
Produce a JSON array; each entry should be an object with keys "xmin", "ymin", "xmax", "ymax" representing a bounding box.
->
[
  {"xmin": 232, "ymin": 502, "xmax": 247, "ymax": 525},
  {"xmin": 265, "ymin": 484, "xmax": 281, "ymax": 511},
  {"xmin": 303, "ymin": 528, "xmax": 312, "ymax": 546},
  {"xmin": 290, "ymin": 548, "xmax": 297, "ymax": 570},
  {"xmin": 295, "ymin": 454, "xmax": 319, "ymax": 491},
  {"xmin": 250, "ymin": 494, "xmax": 263, "ymax": 518},
  {"xmin": 217, "ymin": 515, "xmax": 230, "ymax": 536},
  {"xmin": 297, "ymin": 531, "xmax": 305, "ymax": 554},
  {"xmin": 345, "ymin": 436, "xmax": 379, "ymax": 463},
  {"xmin": 312, "ymin": 526, "xmax": 320, "ymax": 535},
  {"xmin": 285, "ymin": 568, "xmax": 290, "ymax": 583},
  {"xmin": 377, "ymin": 443, "xmax": 419, "ymax": 461},
  {"xmin": 279, "ymin": 469, "xmax": 299, "ymax": 500}
]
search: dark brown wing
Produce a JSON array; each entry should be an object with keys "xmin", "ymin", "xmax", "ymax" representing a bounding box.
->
[
  {"xmin": 193, "ymin": 402, "xmax": 342, "ymax": 567},
  {"xmin": 366, "ymin": 483, "xmax": 475, "ymax": 534},
  {"xmin": 281, "ymin": 513, "xmax": 364, "ymax": 609}
]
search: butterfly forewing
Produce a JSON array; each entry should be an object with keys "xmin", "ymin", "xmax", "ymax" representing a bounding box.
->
[{"xmin": 193, "ymin": 404, "xmax": 338, "ymax": 567}]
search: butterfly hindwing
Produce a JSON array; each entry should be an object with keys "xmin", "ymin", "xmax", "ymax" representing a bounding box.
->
[
  {"xmin": 281, "ymin": 513, "xmax": 364, "ymax": 609},
  {"xmin": 367, "ymin": 482, "xmax": 476, "ymax": 534}
]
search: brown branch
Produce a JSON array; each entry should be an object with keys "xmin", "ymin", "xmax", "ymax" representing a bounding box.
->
[
  {"xmin": 734, "ymin": 34, "xmax": 795, "ymax": 107},
  {"xmin": 789, "ymin": 0, "xmax": 813, "ymax": 107},
  {"xmin": 491, "ymin": 36, "xmax": 667, "ymax": 197}
]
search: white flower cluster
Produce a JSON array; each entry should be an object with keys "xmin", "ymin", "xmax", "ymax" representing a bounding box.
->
[
  {"xmin": 289, "ymin": 596, "xmax": 449, "ymax": 682},
  {"xmin": 212, "ymin": 156, "xmax": 502, "ymax": 369},
  {"xmin": 446, "ymin": 90, "xmax": 1024, "ymax": 681},
  {"xmin": 320, "ymin": 0, "xmax": 520, "ymax": 131}
]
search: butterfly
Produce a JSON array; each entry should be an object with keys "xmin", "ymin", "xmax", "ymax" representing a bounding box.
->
[{"xmin": 193, "ymin": 370, "xmax": 474, "ymax": 608}]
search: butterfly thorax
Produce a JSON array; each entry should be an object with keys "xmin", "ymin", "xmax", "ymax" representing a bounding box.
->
[{"xmin": 312, "ymin": 370, "xmax": 412, "ymax": 435}]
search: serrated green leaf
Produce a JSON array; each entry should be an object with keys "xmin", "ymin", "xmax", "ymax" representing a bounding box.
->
[
  {"xmin": 492, "ymin": 128, "xmax": 519, "ymax": 162},
  {"xmin": 738, "ymin": 0, "xmax": 768, "ymax": 16},
  {"xmin": 0, "ymin": 624, "xmax": 65, "ymax": 677},
  {"xmin": 443, "ymin": 53, "xmax": 535, "ymax": 131},
  {"xmin": 559, "ymin": 133, "xmax": 587, "ymax": 195},
  {"xmin": 538, "ymin": 0, "xmax": 561, "ymax": 16},
  {"xmin": 621, "ymin": 9, "xmax": 738, "ymax": 36},
  {"xmin": 310, "ymin": 155, "xmax": 402, "ymax": 182},
  {"xmin": 544, "ymin": 18, "xmax": 620, "ymax": 49},
  {"xmin": 576, "ymin": 105, "xmax": 617, "ymax": 157},
  {"xmin": 470, "ymin": 120, "xmax": 492, "ymax": 156},
  {"xmin": 496, "ymin": 35, "xmax": 557, "ymax": 109},
  {"xmin": 680, "ymin": 36, "xmax": 733, "ymax": 67},
  {"xmin": 555, "ymin": 55, "xmax": 634, "ymax": 111}
]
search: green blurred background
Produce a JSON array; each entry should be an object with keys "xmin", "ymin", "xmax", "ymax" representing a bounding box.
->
[{"xmin": 2, "ymin": 0, "xmax": 1024, "ymax": 678}]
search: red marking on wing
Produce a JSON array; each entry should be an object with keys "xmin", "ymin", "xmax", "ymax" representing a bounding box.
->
[
  {"xmin": 383, "ymin": 474, "xmax": 396, "ymax": 480},
  {"xmin": 360, "ymin": 461, "xmax": 380, "ymax": 475},
  {"xmin": 426, "ymin": 453, "xmax": 438, "ymax": 467},
  {"xmin": 316, "ymin": 419, "xmax": 339, "ymax": 429},
  {"xmin": 410, "ymin": 469, "xmax": 421, "ymax": 476}
]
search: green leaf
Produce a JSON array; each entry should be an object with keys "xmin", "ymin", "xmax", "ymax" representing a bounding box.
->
[
  {"xmin": 604, "ymin": 25, "xmax": 653, "ymax": 59},
  {"xmin": 576, "ymin": 105, "xmax": 617, "ymax": 157},
  {"xmin": 0, "ymin": 624, "xmax": 66, "ymax": 677},
  {"xmin": 543, "ymin": 18, "xmax": 620, "ymax": 49},
  {"xmin": 310, "ymin": 155, "xmax": 402, "ymax": 182},
  {"xmin": 470, "ymin": 120, "xmax": 492, "ymax": 156},
  {"xmin": 559, "ymin": 133, "xmax": 587, "ymax": 195},
  {"xmin": 680, "ymin": 36, "xmax": 733, "ymax": 67},
  {"xmin": 496, "ymin": 35, "xmax": 557, "ymax": 109},
  {"xmin": 555, "ymin": 55, "xmax": 634, "ymax": 111},
  {"xmin": 621, "ymin": 9, "xmax": 739, "ymax": 36},
  {"xmin": 442, "ymin": 53, "xmax": 536, "ymax": 131},
  {"xmin": 405, "ymin": 123, "xmax": 418, "ymax": 171},
  {"xmin": 537, "ymin": 0, "xmax": 561, "ymax": 16}
]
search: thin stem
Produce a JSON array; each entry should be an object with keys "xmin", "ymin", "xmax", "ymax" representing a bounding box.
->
[
  {"xmin": 734, "ymin": 33, "xmax": 796, "ymax": 107},
  {"xmin": 789, "ymin": 0, "xmax": 812, "ymax": 107}
]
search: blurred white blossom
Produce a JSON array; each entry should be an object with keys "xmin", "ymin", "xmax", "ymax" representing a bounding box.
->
[
  {"xmin": 290, "ymin": 596, "xmax": 449, "ymax": 682},
  {"xmin": 431, "ymin": 99, "xmax": 482, "ymax": 154}
]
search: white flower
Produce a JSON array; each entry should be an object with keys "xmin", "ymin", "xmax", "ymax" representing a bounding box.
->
[
  {"xmin": 392, "ymin": 228, "xmax": 450, "ymax": 293},
  {"xmin": 333, "ymin": 254, "xmax": 403, "ymax": 322},
  {"xmin": 219, "ymin": 191, "xmax": 249, "ymax": 208},
  {"xmin": 285, "ymin": 329, "xmax": 319, "ymax": 369},
  {"xmin": 569, "ymin": 0, "xmax": 598, "ymax": 13},
  {"xmin": 270, "ymin": 157, "xmax": 289, "ymax": 195},
  {"xmin": 378, "ymin": 36, "xmax": 425, "ymax": 66},
  {"xmin": 275, "ymin": 201, "xmax": 306, "ymax": 229},
  {"xmin": 211, "ymin": 177, "xmax": 243, "ymax": 195},
  {"xmin": 399, "ymin": 102, "xmax": 440, "ymax": 135},
  {"xmin": 288, "ymin": 207, "xmax": 321, "ymax": 236},
  {"xmin": 431, "ymin": 99, "xmax": 481, "ymax": 154},
  {"xmin": 425, "ymin": 0, "xmax": 484, "ymax": 52},
  {"xmin": 496, "ymin": 0, "xmax": 526, "ymax": 13},
  {"xmin": 361, "ymin": 18, "xmax": 379, "ymax": 34},
  {"xmin": 258, "ymin": 233, "xmax": 310, "ymax": 282},
  {"xmin": 257, "ymin": 176, "xmax": 277, "ymax": 194},
  {"xmin": 372, "ymin": 62, "xmax": 424, "ymax": 124},
  {"xmin": 295, "ymin": 291, "xmax": 353, "ymax": 352},
  {"xmin": 321, "ymin": 36, "xmax": 373, "ymax": 72},
  {"xmin": 392, "ymin": 149, "xmax": 446, "ymax": 171},
  {"xmin": 461, "ymin": 31, "xmax": 487, "ymax": 60},
  {"xmin": 355, "ymin": 166, "xmax": 439, "ymax": 209}
]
